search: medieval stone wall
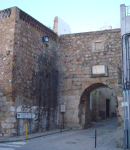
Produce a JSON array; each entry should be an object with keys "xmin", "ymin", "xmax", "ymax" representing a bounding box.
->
[
  {"xmin": 12, "ymin": 7, "xmax": 60, "ymax": 135},
  {"xmin": 0, "ymin": 6, "xmax": 124, "ymax": 136},
  {"xmin": 59, "ymin": 29, "xmax": 123, "ymax": 128},
  {"xmin": 0, "ymin": 7, "xmax": 60, "ymax": 136},
  {"xmin": 0, "ymin": 7, "xmax": 17, "ymax": 137}
]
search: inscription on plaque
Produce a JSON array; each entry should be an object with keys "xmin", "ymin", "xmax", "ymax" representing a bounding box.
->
[{"xmin": 92, "ymin": 65, "xmax": 105, "ymax": 74}]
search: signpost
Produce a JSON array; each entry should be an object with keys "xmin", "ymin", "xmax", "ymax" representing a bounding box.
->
[
  {"xmin": 16, "ymin": 112, "xmax": 35, "ymax": 136},
  {"xmin": 16, "ymin": 112, "xmax": 35, "ymax": 119},
  {"xmin": 60, "ymin": 104, "xmax": 66, "ymax": 131},
  {"xmin": 60, "ymin": 105, "xmax": 66, "ymax": 113}
]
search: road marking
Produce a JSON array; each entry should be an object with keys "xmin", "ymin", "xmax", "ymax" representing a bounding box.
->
[
  {"xmin": 0, "ymin": 144, "xmax": 20, "ymax": 148},
  {"xmin": 0, "ymin": 141, "xmax": 27, "ymax": 149},
  {"xmin": 6, "ymin": 141, "xmax": 26, "ymax": 145},
  {"xmin": 0, "ymin": 148, "xmax": 14, "ymax": 150}
]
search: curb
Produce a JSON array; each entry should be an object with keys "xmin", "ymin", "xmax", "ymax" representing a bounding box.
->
[
  {"xmin": 0, "ymin": 129, "xmax": 71, "ymax": 143},
  {"xmin": 96, "ymin": 117, "xmax": 118, "ymax": 123}
]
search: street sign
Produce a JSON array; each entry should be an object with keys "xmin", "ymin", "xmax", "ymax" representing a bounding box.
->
[
  {"xmin": 121, "ymin": 102, "xmax": 128, "ymax": 107},
  {"xmin": 16, "ymin": 112, "xmax": 35, "ymax": 119},
  {"xmin": 60, "ymin": 105, "xmax": 66, "ymax": 113}
]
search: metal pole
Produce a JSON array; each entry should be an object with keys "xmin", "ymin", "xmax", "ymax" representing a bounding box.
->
[
  {"xmin": 128, "ymin": 90, "xmax": 130, "ymax": 149},
  {"xmin": 30, "ymin": 119, "xmax": 31, "ymax": 134},
  {"xmin": 60, "ymin": 124, "xmax": 62, "ymax": 133},
  {"xmin": 95, "ymin": 130, "xmax": 97, "ymax": 148},
  {"xmin": 18, "ymin": 119, "xmax": 20, "ymax": 136},
  {"xmin": 26, "ymin": 122, "xmax": 28, "ymax": 140},
  {"xmin": 126, "ymin": 89, "xmax": 129, "ymax": 149},
  {"xmin": 122, "ymin": 34, "xmax": 130, "ymax": 149},
  {"xmin": 123, "ymin": 90, "xmax": 128, "ymax": 149},
  {"xmin": 63, "ymin": 113, "xmax": 64, "ymax": 129}
]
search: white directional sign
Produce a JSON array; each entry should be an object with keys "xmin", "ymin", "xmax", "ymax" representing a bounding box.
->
[
  {"xmin": 16, "ymin": 112, "xmax": 35, "ymax": 119},
  {"xmin": 121, "ymin": 102, "xmax": 128, "ymax": 107}
]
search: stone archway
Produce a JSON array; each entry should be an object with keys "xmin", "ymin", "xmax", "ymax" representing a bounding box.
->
[{"xmin": 78, "ymin": 83, "xmax": 121, "ymax": 128}]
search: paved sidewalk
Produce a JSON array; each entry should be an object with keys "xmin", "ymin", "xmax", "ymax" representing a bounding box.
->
[
  {"xmin": 0, "ymin": 128, "xmax": 70, "ymax": 143},
  {"xmin": 90, "ymin": 119, "xmax": 124, "ymax": 150}
]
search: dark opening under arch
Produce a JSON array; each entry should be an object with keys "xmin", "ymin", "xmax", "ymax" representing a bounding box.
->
[{"xmin": 78, "ymin": 83, "xmax": 118, "ymax": 128}]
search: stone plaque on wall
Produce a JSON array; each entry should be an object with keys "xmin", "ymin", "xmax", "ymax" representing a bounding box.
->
[
  {"xmin": 92, "ymin": 65, "xmax": 105, "ymax": 74},
  {"xmin": 91, "ymin": 65, "xmax": 108, "ymax": 77}
]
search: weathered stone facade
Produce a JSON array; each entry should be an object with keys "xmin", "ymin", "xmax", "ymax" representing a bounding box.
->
[
  {"xmin": 59, "ymin": 29, "xmax": 123, "ymax": 129},
  {"xmin": 0, "ymin": 7, "xmax": 60, "ymax": 136},
  {"xmin": 0, "ymin": 6, "xmax": 124, "ymax": 137},
  {"xmin": 0, "ymin": 7, "xmax": 16, "ymax": 137}
]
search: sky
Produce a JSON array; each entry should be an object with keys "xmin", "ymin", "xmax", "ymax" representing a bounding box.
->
[{"xmin": 0, "ymin": 0, "xmax": 129, "ymax": 33}]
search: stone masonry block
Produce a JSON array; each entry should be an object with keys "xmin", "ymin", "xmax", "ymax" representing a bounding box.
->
[
  {"xmin": 22, "ymin": 37, "xmax": 27, "ymax": 43},
  {"xmin": 0, "ymin": 106, "xmax": 6, "ymax": 111},
  {"xmin": 117, "ymin": 97, "xmax": 123, "ymax": 102},
  {"xmin": 7, "ymin": 106, "xmax": 15, "ymax": 111},
  {"xmin": 3, "ymin": 102, "xmax": 9, "ymax": 105},
  {"xmin": 2, "ymin": 123, "xmax": 14, "ymax": 128},
  {"xmin": 3, "ymin": 112, "xmax": 15, "ymax": 117},
  {"xmin": 1, "ymin": 123, "xmax": 7, "ymax": 128},
  {"xmin": 3, "ymin": 134, "xmax": 9, "ymax": 137},
  {"xmin": 0, "ymin": 96, "xmax": 6, "ymax": 102},
  {"xmin": 11, "ymin": 129, "xmax": 17, "ymax": 134},
  {"xmin": 5, "ymin": 117, "xmax": 16, "ymax": 123},
  {"xmin": 0, "ymin": 112, "xmax": 3, "ymax": 117},
  {"xmin": 7, "ymin": 123, "xmax": 14, "ymax": 128},
  {"xmin": 16, "ymin": 106, "xmax": 22, "ymax": 112},
  {"xmin": 0, "ymin": 102, "xmax": 2, "ymax": 106}
]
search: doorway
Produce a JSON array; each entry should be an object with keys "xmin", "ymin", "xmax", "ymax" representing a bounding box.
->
[
  {"xmin": 79, "ymin": 83, "xmax": 118, "ymax": 128},
  {"xmin": 106, "ymin": 99, "xmax": 110, "ymax": 118}
]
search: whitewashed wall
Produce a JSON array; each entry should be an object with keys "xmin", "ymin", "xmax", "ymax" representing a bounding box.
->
[{"xmin": 53, "ymin": 16, "xmax": 71, "ymax": 36}]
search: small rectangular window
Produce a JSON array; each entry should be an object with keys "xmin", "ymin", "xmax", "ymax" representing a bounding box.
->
[
  {"xmin": 95, "ymin": 42, "xmax": 102, "ymax": 50},
  {"xmin": 92, "ymin": 40, "xmax": 104, "ymax": 52}
]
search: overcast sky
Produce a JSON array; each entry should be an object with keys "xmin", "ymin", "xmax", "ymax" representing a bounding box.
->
[{"xmin": 0, "ymin": 0, "xmax": 129, "ymax": 33}]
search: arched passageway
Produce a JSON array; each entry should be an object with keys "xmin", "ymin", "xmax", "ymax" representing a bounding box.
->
[{"xmin": 78, "ymin": 83, "xmax": 118, "ymax": 128}]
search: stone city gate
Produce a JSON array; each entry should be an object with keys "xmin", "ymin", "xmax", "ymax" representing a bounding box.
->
[
  {"xmin": 59, "ymin": 28, "xmax": 123, "ymax": 129},
  {"xmin": 0, "ymin": 6, "xmax": 124, "ymax": 136}
]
